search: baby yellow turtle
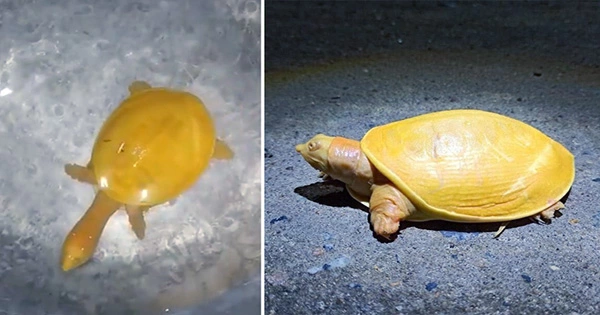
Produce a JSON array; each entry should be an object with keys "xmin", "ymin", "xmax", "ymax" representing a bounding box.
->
[
  {"xmin": 61, "ymin": 80, "xmax": 233, "ymax": 271},
  {"xmin": 296, "ymin": 109, "xmax": 575, "ymax": 239}
]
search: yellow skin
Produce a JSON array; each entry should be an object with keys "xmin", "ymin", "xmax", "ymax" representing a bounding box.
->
[
  {"xmin": 61, "ymin": 81, "xmax": 233, "ymax": 271},
  {"xmin": 296, "ymin": 109, "xmax": 575, "ymax": 240}
]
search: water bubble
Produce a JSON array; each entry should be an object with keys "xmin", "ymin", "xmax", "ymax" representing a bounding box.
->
[
  {"xmin": 18, "ymin": 236, "xmax": 34, "ymax": 250},
  {"xmin": 53, "ymin": 104, "xmax": 64, "ymax": 116},
  {"xmin": 245, "ymin": 1, "xmax": 258, "ymax": 14},
  {"xmin": 26, "ymin": 163, "xmax": 38, "ymax": 176}
]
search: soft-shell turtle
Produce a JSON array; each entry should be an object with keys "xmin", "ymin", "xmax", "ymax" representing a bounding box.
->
[
  {"xmin": 61, "ymin": 81, "xmax": 233, "ymax": 271},
  {"xmin": 295, "ymin": 109, "xmax": 575, "ymax": 239}
]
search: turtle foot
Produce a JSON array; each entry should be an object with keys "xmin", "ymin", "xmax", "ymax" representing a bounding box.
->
[
  {"xmin": 128, "ymin": 80, "xmax": 152, "ymax": 94},
  {"xmin": 318, "ymin": 171, "xmax": 332, "ymax": 181},
  {"xmin": 64, "ymin": 163, "xmax": 96, "ymax": 184},
  {"xmin": 369, "ymin": 184, "xmax": 415, "ymax": 240},
  {"xmin": 370, "ymin": 213, "xmax": 399, "ymax": 240},
  {"xmin": 530, "ymin": 201, "xmax": 565, "ymax": 224},
  {"xmin": 213, "ymin": 139, "xmax": 234, "ymax": 160},
  {"xmin": 126, "ymin": 205, "xmax": 149, "ymax": 240}
]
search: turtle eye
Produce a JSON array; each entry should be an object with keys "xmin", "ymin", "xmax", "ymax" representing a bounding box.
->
[{"xmin": 308, "ymin": 141, "xmax": 319, "ymax": 151}]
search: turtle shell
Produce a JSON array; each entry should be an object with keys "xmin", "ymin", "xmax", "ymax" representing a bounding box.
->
[
  {"xmin": 361, "ymin": 109, "xmax": 575, "ymax": 222},
  {"xmin": 89, "ymin": 87, "xmax": 216, "ymax": 206}
]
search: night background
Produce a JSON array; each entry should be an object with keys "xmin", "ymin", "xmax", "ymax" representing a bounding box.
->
[{"xmin": 265, "ymin": 1, "xmax": 600, "ymax": 314}]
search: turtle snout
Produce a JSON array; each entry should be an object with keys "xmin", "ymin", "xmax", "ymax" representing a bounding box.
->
[{"xmin": 295, "ymin": 143, "xmax": 313, "ymax": 165}]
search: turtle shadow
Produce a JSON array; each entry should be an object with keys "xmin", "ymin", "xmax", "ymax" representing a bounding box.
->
[
  {"xmin": 294, "ymin": 180, "xmax": 570, "ymax": 243},
  {"xmin": 371, "ymin": 217, "xmax": 540, "ymax": 243},
  {"xmin": 293, "ymin": 180, "xmax": 365, "ymax": 211}
]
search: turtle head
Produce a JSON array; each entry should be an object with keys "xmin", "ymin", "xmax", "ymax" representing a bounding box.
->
[
  {"xmin": 295, "ymin": 134, "xmax": 334, "ymax": 173},
  {"xmin": 296, "ymin": 134, "xmax": 371, "ymax": 190},
  {"xmin": 60, "ymin": 233, "xmax": 94, "ymax": 271}
]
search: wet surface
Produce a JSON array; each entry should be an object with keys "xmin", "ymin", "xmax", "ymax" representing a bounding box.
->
[{"xmin": 0, "ymin": 0, "xmax": 261, "ymax": 314}]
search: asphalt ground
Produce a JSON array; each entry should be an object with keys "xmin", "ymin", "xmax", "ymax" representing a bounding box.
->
[{"xmin": 265, "ymin": 1, "xmax": 600, "ymax": 314}]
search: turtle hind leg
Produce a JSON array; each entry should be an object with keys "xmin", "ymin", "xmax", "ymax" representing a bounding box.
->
[
  {"xmin": 212, "ymin": 139, "xmax": 234, "ymax": 160},
  {"xmin": 318, "ymin": 171, "xmax": 333, "ymax": 181},
  {"xmin": 128, "ymin": 81, "xmax": 152, "ymax": 95},
  {"xmin": 495, "ymin": 202, "xmax": 566, "ymax": 238},
  {"xmin": 531, "ymin": 201, "xmax": 565, "ymax": 224},
  {"xmin": 125, "ymin": 205, "xmax": 150, "ymax": 240},
  {"xmin": 65, "ymin": 163, "xmax": 96, "ymax": 184}
]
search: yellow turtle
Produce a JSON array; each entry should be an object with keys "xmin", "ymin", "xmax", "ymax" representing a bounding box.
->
[
  {"xmin": 295, "ymin": 109, "xmax": 575, "ymax": 239},
  {"xmin": 61, "ymin": 80, "xmax": 233, "ymax": 271}
]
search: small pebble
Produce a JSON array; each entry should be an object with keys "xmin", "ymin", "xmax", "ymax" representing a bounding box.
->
[
  {"xmin": 425, "ymin": 282, "xmax": 438, "ymax": 291},
  {"xmin": 307, "ymin": 266, "xmax": 322, "ymax": 274},
  {"xmin": 440, "ymin": 230, "xmax": 479, "ymax": 241},
  {"xmin": 326, "ymin": 256, "xmax": 351, "ymax": 269},
  {"xmin": 593, "ymin": 213, "xmax": 600, "ymax": 228},
  {"xmin": 266, "ymin": 271, "xmax": 289, "ymax": 286},
  {"xmin": 313, "ymin": 248, "xmax": 325, "ymax": 256},
  {"xmin": 323, "ymin": 244, "xmax": 334, "ymax": 252},
  {"xmin": 569, "ymin": 218, "xmax": 579, "ymax": 224},
  {"xmin": 270, "ymin": 215, "xmax": 289, "ymax": 224},
  {"xmin": 307, "ymin": 256, "xmax": 351, "ymax": 274},
  {"xmin": 550, "ymin": 265, "xmax": 560, "ymax": 271},
  {"xmin": 484, "ymin": 252, "xmax": 496, "ymax": 260},
  {"xmin": 521, "ymin": 274, "xmax": 532, "ymax": 283},
  {"xmin": 316, "ymin": 301, "xmax": 326, "ymax": 310},
  {"xmin": 348, "ymin": 283, "xmax": 362, "ymax": 289}
]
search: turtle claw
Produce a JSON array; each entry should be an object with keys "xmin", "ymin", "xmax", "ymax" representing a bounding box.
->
[
  {"xmin": 529, "ymin": 215, "xmax": 545, "ymax": 224},
  {"xmin": 318, "ymin": 171, "xmax": 333, "ymax": 181},
  {"xmin": 530, "ymin": 201, "xmax": 565, "ymax": 225},
  {"xmin": 371, "ymin": 216, "xmax": 398, "ymax": 240},
  {"xmin": 493, "ymin": 222, "xmax": 509, "ymax": 238}
]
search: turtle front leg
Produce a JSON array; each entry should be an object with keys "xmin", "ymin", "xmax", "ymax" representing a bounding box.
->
[
  {"xmin": 369, "ymin": 183, "xmax": 416, "ymax": 239},
  {"xmin": 65, "ymin": 163, "xmax": 96, "ymax": 184},
  {"xmin": 128, "ymin": 80, "xmax": 152, "ymax": 94},
  {"xmin": 212, "ymin": 139, "xmax": 234, "ymax": 160},
  {"xmin": 125, "ymin": 205, "xmax": 150, "ymax": 240}
]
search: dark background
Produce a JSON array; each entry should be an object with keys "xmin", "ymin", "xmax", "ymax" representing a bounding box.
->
[{"xmin": 265, "ymin": 1, "xmax": 600, "ymax": 314}]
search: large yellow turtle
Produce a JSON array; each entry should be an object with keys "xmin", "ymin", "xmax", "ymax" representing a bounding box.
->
[
  {"xmin": 295, "ymin": 109, "xmax": 575, "ymax": 239},
  {"xmin": 61, "ymin": 81, "xmax": 233, "ymax": 271}
]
